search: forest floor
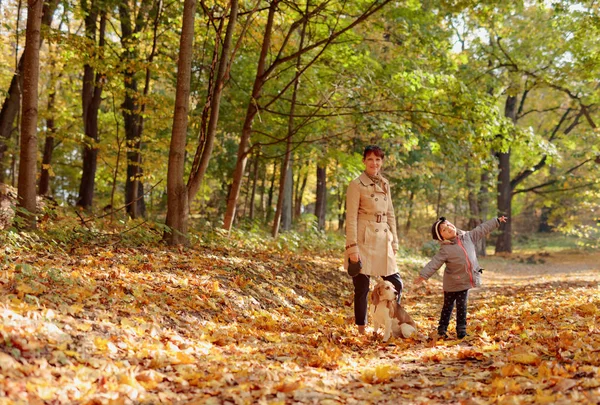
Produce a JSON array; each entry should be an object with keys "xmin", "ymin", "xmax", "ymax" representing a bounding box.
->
[{"xmin": 0, "ymin": 238, "xmax": 599, "ymax": 404}]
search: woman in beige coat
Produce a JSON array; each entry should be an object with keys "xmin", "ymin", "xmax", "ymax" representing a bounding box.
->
[{"xmin": 345, "ymin": 145, "xmax": 403, "ymax": 334}]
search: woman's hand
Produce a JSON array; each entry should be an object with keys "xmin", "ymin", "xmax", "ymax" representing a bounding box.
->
[
  {"xmin": 498, "ymin": 216, "xmax": 508, "ymax": 223},
  {"xmin": 349, "ymin": 253, "xmax": 360, "ymax": 263}
]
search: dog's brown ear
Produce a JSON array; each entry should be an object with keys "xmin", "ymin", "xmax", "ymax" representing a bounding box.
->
[
  {"xmin": 388, "ymin": 301, "xmax": 396, "ymax": 318},
  {"xmin": 370, "ymin": 285, "xmax": 380, "ymax": 307}
]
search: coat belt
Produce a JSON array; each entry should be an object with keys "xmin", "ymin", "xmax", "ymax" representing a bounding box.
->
[{"xmin": 357, "ymin": 213, "xmax": 386, "ymax": 223}]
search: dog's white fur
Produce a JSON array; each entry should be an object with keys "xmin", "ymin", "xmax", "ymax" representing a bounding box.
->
[{"xmin": 369, "ymin": 280, "xmax": 417, "ymax": 342}]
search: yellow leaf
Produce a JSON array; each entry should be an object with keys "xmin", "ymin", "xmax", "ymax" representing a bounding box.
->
[
  {"xmin": 362, "ymin": 364, "xmax": 397, "ymax": 384},
  {"xmin": 76, "ymin": 323, "xmax": 92, "ymax": 331},
  {"xmin": 578, "ymin": 303, "xmax": 597, "ymax": 315},
  {"xmin": 509, "ymin": 352, "xmax": 540, "ymax": 365},
  {"xmin": 0, "ymin": 352, "xmax": 18, "ymax": 370},
  {"xmin": 501, "ymin": 364, "xmax": 525, "ymax": 377},
  {"xmin": 264, "ymin": 333, "xmax": 281, "ymax": 343},
  {"xmin": 16, "ymin": 280, "xmax": 47, "ymax": 297},
  {"xmin": 172, "ymin": 352, "xmax": 196, "ymax": 365},
  {"xmin": 136, "ymin": 370, "xmax": 164, "ymax": 390},
  {"xmin": 275, "ymin": 379, "xmax": 302, "ymax": 393},
  {"xmin": 94, "ymin": 337, "xmax": 109, "ymax": 351},
  {"xmin": 533, "ymin": 390, "xmax": 557, "ymax": 404},
  {"xmin": 68, "ymin": 304, "xmax": 84, "ymax": 315}
]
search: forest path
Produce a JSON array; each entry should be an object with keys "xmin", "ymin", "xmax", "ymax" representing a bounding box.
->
[{"xmin": 1, "ymin": 246, "xmax": 599, "ymax": 404}]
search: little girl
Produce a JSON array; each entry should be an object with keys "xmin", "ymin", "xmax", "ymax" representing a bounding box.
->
[{"xmin": 414, "ymin": 216, "xmax": 507, "ymax": 339}]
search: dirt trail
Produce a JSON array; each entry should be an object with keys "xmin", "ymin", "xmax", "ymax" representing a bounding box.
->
[{"xmin": 352, "ymin": 250, "xmax": 600, "ymax": 405}]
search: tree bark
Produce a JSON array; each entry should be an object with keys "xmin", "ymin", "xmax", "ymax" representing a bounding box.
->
[
  {"xmin": 314, "ymin": 164, "xmax": 326, "ymax": 230},
  {"xmin": 294, "ymin": 167, "xmax": 308, "ymax": 221},
  {"xmin": 477, "ymin": 171, "xmax": 490, "ymax": 257},
  {"xmin": 404, "ymin": 189, "xmax": 414, "ymax": 234},
  {"xmin": 119, "ymin": 0, "xmax": 155, "ymax": 219},
  {"xmin": 164, "ymin": 0, "xmax": 196, "ymax": 245},
  {"xmin": 249, "ymin": 150, "xmax": 259, "ymax": 220},
  {"xmin": 495, "ymin": 95, "xmax": 517, "ymax": 253},
  {"xmin": 225, "ymin": 0, "xmax": 278, "ymax": 232},
  {"xmin": 265, "ymin": 160, "xmax": 277, "ymax": 224},
  {"xmin": 0, "ymin": 0, "xmax": 59, "ymax": 182},
  {"xmin": 39, "ymin": 84, "xmax": 57, "ymax": 196},
  {"xmin": 187, "ymin": 0, "xmax": 239, "ymax": 206},
  {"xmin": 466, "ymin": 163, "xmax": 485, "ymax": 256},
  {"xmin": 77, "ymin": 4, "xmax": 106, "ymax": 210},
  {"xmin": 281, "ymin": 164, "xmax": 293, "ymax": 231},
  {"xmin": 16, "ymin": 0, "xmax": 45, "ymax": 230}
]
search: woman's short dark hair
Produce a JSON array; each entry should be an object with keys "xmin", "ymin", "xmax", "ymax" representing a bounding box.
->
[{"xmin": 363, "ymin": 145, "xmax": 385, "ymax": 159}]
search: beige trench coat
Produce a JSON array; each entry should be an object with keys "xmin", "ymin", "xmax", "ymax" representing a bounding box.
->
[{"xmin": 344, "ymin": 172, "xmax": 399, "ymax": 277}]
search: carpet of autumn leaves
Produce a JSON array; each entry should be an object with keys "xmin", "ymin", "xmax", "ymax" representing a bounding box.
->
[{"xmin": 1, "ymin": 233, "xmax": 599, "ymax": 404}]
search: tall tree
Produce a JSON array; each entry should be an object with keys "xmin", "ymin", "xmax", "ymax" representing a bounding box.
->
[
  {"xmin": 272, "ymin": 0, "xmax": 309, "ymax": 238},
  {"xmin": 223, "ymin": 0, "xmax": 393, "ymax": 232},
  {"xmin": 77, "ymin": 0, "xmax": 106, "ymax": 210},
  {"xmin": 16, "ymin": 0, "xmax": 45, "ymax": 230},
  {"xmin": 0, "ymin": 0, "xmax": 59, "ymax": 183},
  {"xmin": 314, "ymin": 164, "xmax": 326, "ymax": 230},
  {"xmin": 164, "ymin": 0, "xmax": 197, "ymax": 245},
  {"xmin": 118, "ymin": 0, "xmax": 157, "ymax": 219},
  {"xmin": 187, "ymin": 0, "xmax": 239, "ymax": 206}
]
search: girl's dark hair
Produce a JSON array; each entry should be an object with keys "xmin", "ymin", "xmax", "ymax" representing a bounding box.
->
[
  {"xmin": 431, "ymin": 217, "xmax": 446, "ymax": 241},
  {"xmin": 363, "ymin": 145, "xmax": 385, "ymax": 159}
]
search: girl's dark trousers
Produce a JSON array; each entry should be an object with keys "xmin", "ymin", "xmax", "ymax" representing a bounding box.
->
[
  {"xmin": 438, "ymin": 289, "xmax": 469, "ymax": 336},
  {"xmin": 353, "ymin": 273, "xmax": 403, "ymax": 326}
]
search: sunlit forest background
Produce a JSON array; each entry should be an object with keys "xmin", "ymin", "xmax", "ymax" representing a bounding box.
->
[{"xmin": 0, "ymin": 0, "xmax": 598, "ymax": 250}]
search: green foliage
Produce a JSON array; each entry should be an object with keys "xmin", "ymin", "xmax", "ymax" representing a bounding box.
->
[{"xmin": 194, "ymin": 221, "xmax": 344, "ymax": 257}]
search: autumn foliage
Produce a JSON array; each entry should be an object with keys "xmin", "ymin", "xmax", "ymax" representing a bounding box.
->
[{"xmin": 0, "ymin": 228, "xmax": 599, "ymax": 404}]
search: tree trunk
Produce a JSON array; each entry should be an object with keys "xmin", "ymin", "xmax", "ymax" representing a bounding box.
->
[
  {"xmin": 265, "ymin": 160, "xmax": 277, "ymax": 224},
  {"xmin": 478, "ymin": 171, "xmax": 490, "ymax": 257},
  {"xmin": 164, "ymin": 0, "xmax": 197, "ymax": 245},
  {"xmin": 281, "ymin": 164, "xmax": 294, "ymax": 231},
  {"xmin": 435, "ymin": 178, "xmax": 443, "ymax": 218},
  {"xmin": 259, "ymin": 160, "xmax": 266, "ymax": 218},
  {"xmin": 249, "ymin": 150, "xmax": 259, "ymax": 220},
  {"xmin": 404, "ymin": 189, "xmax": 414, "ymax": 234},
  {"xmin": 119, "ymin": 0, "xmax": 155, "ymax": 219},
  {"xmin": 466, "ymin": 163, "xmax": 485, "ymax": 256},
  {"xmin": 314, "ymin": 164, "xmax": 326, "ymax": 230},
  {"xmin": 0, "ymin": 0, "xmax": 59, "ymax": 183},
  {"xmin": 274, "ymin": 0, "xmax": 310, "ymax": 237},
  {"xmin": 77, "ymin": 6, "xmax": 106, "ymax": 210},
  {"xmin": 39, "ymin": 86, "xmax": 57, "ymax": 196},
  {"xmin": 16, "ymin": 0, "xmax": 44, "ymax": 230},
  {"xmin": 225, "ymin": 0, "xmax": 278, "ymax": 232},
  {"xmin": 495, "ymin": 95, "xmax": 517, "ymax": 253},
  {"xmin": 187, "ymin": 0, "xmax": 239, "ymax": 205},
  {"xmin": 294, "ymin": 167, "xmax": 308, "ymax": 221}
]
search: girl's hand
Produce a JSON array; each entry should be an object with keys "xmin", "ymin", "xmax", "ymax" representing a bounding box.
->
[
  {"xmin": 349, "ymin": 253, "xmax": 360, "ymax": 262},
  {"xmin": 498, "ymin": 216, "xmax": 508, "ymax": 223},
  {"xmin": 413, "ymin": 276, "xmax": 426, "ymax": 285}
]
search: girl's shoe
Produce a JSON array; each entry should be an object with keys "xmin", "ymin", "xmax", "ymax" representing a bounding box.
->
[
  {"xmin": 437, "ymin": 332, "xmax": 449, "ymax": 340},
  {"xmin": 457, "ymin": 332, "xmax": 469, "ymax": 339}
]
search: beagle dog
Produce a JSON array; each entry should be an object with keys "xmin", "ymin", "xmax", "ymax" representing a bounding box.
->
[{"xmin": 370, "ymin": 280, "xmax": 417, "ymax": 342}]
